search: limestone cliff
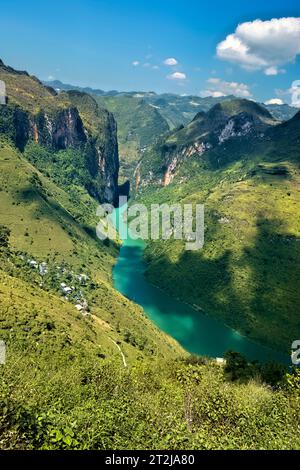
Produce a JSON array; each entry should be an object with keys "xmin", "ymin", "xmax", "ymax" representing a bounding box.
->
[{"xmin": 0, "ymin": 59, "xmax": 119, "ymax": 204}]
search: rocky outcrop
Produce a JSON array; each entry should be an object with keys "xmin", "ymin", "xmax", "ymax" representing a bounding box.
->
[
  {"xmin": 31, "ymin": 108, "xmax": 87, "ymax": 149},
  {"xmin": 137, "ymin": 100, "xmax": 278, "ymax": 188},
  {"xmin": 0, "ymin": 103, "xmax": 119, "ymax": 204},
  {"xmin": 94, "ymin": 110, "xmax": 119, "ymax": 204}
]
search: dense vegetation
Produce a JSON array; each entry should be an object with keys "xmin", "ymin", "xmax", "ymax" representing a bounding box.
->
[
  {"xmin": 1, "ymin": 60, "xmax": 300, "ymax": 450},
  {"xmin": 2, "ymin": 136, "xmax": 299, "ymax": 450},
  {"xmin": 2, "ymin": 327, "xmax": 300, "ymax": 450}
]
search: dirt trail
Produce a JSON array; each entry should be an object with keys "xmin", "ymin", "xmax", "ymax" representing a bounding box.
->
[{"xmin": 109, "ymin": 338, "xmax": 127, "ymax": 368}]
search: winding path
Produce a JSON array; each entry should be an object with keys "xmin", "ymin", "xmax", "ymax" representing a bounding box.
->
[{"xmin": 109, "ymin": 337, "xmax": 127, "ymax": 368}]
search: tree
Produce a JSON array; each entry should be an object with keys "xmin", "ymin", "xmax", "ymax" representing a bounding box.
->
[
  {"xmin": 0, "ymin": 225, "xmax": 10, "ymax": 248},
  {"xmin": 224, "ymin": 350, "xmax": 249, "ymax": 381}
]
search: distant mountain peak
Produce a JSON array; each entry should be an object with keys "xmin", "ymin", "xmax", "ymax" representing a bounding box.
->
[{"xmin": 208, "ymin": 98, "xmax": 274, "ymax": 121}]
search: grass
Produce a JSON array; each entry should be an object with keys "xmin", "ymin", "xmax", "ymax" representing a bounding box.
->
[
  {"xmin": 0, "ymin": 137, "xmax": 180, "ymax": 362},
  {"xmin": 0, "ymin": 64, "xmax": 69, "ymax": 114}
]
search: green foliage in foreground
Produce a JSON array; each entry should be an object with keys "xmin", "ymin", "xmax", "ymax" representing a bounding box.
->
[{"xmin": 1, "ymin": 345, "xmax": 300, "ymax": 450}]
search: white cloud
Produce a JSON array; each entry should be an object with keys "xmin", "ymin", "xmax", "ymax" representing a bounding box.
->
[
  {"xmin": 264, "ymin": 66, "xmax": 279, "ymax": 76},
  {"xmin": 199, "ymin": 78, "xmax": 252, "ymax": 98},
  {"xmin": 264, "ymin": 98, "xmax": 284, "ymax": 105},
  {"xmin": 152, "ymin": 65, "xmax": 160, "ymax": 70},
  {"xmin": 275, "ymin": 80, "xmax": 300, "ymax": 107},
  {"xmin": 264, "ymin": 66, "xmax": 285, "ymax": 76},
  {"xmin": 217, "ymin": 17, "xmax": 300, "ymax": 74},
  {"xmin": 207, "ymin": 78, "xmax": 221, "ymax": 84},
  {"xmin": 47, "ymin": 75, "xmax": 55, "ymax": 80},
  {"xmin": 290, "ymin": 80, "xmax": 300, "ymax": 107},
  {"xmin": 132, "ymin": 61, "xmax": 140, "ymax": 66},
  {"xmin": 164, "ymin": 57, "xmax": 178, "ymax": 66},
  {"xmin": 167, "ymin": 71, "xmax": 187, "ymax": 81}
]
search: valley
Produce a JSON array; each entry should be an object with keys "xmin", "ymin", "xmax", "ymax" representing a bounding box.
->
[
  {"xmin": 1, "ymin": 58, "xmax": 300, "ymax": 450},
  {"xmin": 133, "ymin": 100, "xmax": 300, "ymax": 354}
]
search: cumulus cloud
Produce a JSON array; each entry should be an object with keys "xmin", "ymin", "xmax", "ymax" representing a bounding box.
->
[
  {"xmin": 264, "ymin": 98, "xmax": 284, "ymax": 105},
  {"xmin": 290, "ymin": 80, "xmax": 300, "ymax": 107},
  {"xmin": 132, "ymin": 61, "xmax": 140, "ymax": 66},
  {"xmin": 217, "ymin": 17, "xmax": 300, "ymax": 75},
  {"xmin": 167, "ymin": 71, "xmax": 187, "ymax": 81},
  {"xmin": 199, "ymin": 78, "xmax": 252, "ymax": 98},
  {"xmin": 164, "ymin": 57, "xmax": 178, "ymax": 66},
  {"xmin": 275, "ymin": 80, "xmax": 300, "ymax": 107}
]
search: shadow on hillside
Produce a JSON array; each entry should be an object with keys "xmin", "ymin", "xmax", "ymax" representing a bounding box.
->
[
  {"xmin": 243, "ymin": 216, "xmax": 300, "ymax": 350},
  {"xmin": 143, "ymin": 215, "xmax": 300, "ymax": 353}
]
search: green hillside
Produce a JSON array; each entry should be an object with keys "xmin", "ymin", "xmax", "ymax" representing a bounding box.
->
[
  {"xmin": 44, "ymin": 79, "xmax": 231, "ymax": 129},
  {"xmin": 135, "ymin": 101, "xmax": 300, "ymax": 354},
  {"xmin": 137, "ymin": 99, "xmax": 279, "ymax": 188},
  {"xmin": 0, "ymin": 59, "xmax": 120, "ymax": 204},
  {"xmin": 2, "ymin": 137, "xmax": 299, "ymax": 451},
  {"xmin": 1, "ymin": 60, "xmax": 300, "ymax": 451}
]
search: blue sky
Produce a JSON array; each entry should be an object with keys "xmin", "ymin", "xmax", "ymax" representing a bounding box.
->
[{"xmin": 1, "ymin": 0, "xmax": 300, "ymax": 103}]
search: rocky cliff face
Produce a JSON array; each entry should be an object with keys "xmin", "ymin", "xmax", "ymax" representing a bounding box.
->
[
  {"xmin": 93, "ymin": 110, "xmax": 119, "ymax": 204},
  {"xmin": 61, "ymin": 89, "xmax": 120, "ymax": 205},
  {"xmin": 0, "ymin": 59, "xmax": 120, "ymax": 204},
  {"xmin": 137, "ymin": 99, "xmax": 278, "ymax": 188},
  {"xmin": 32, "ymin": 107, "xmax": 87, "ymax": 149},
  {"xmin": 0, "ymin": 105, "xmax": 87, "ymax": 149}
]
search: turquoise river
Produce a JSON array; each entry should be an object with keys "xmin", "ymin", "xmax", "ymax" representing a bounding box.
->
[{"xmin": 112, "ymin": 205, "xmax": 290, "ymax": 364}]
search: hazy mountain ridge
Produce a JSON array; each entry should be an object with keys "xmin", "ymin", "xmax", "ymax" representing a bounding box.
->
[{"xmin": 44, "ymin": 78, "xmax": 298, "ymax": 125}]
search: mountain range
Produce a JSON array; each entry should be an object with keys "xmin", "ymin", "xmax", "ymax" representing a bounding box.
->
[
  {"xmin": 44, "ymin": 79, "xmax": 298, "ymax": 187},
  {"xmin": 45, "ymin": 78, "xmax": 298, "ymax": 126}
]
